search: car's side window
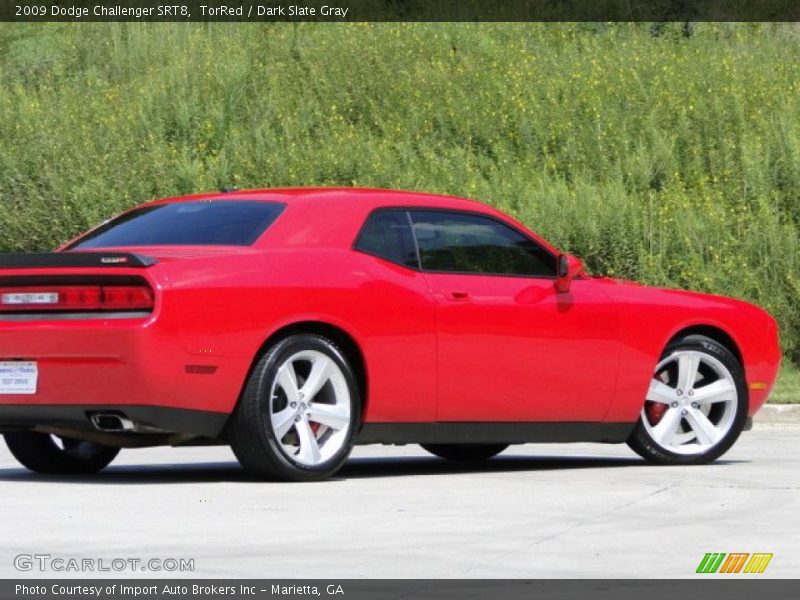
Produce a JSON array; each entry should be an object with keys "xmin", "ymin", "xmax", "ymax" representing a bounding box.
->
[
  {"xmin": 408, "ymin": 210, "xmax": 556, "ymax": 277},
  {"xmin": 354, "ymin": 210, "xmax": 420, "ymax": 269}
]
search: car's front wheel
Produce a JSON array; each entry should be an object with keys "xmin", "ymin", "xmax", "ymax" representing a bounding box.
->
[
  {"xmin": 421, "ymin": 443, "xmax": 508, "ymax": 461},
  {"xmin": 627, "ymin": 334, "xmax": 747, "ymax": 465},
  {"xmin": 228, "ymin": 334, "xmax": 360, "ymax": 481},
  {"xmin": 4, "ymin": 432, "xmax": 119, "ymax": 474}
]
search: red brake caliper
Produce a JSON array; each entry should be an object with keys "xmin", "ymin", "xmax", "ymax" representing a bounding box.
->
[{"xmin": 646, "ymin": 402, "xmax": 667, "ymax": 425}]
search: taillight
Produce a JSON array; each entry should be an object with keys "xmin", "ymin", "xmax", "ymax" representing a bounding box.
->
[
  {"xmin": 0, "ymin": 285, "xmax": 153, "ymax": 313},
  {"xmin": 100, "ymin": 286, "xmax": 153, "ymax": 310}
]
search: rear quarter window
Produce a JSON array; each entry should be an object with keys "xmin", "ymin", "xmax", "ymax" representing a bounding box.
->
[{"xmin": 354, "ymin": 210, "xmax": 420, "ymax": 268}]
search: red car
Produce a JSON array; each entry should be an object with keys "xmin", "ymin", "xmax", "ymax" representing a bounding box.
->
[{"xmin": 0, "ymin": 188, "xmax": 781, "ymax": 480}]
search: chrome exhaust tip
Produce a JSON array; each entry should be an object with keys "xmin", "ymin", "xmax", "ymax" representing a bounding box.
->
[{"xmin": 90, "ymin": 413, "xmax": 136, "ymax": 432}]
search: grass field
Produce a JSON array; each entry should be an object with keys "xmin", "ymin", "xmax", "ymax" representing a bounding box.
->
[
  {"xmin": 0, "ymin": 22, "xmax": 798, "ymax": 399},
  {"xmin": 769, "ymin": 362, "xmax": 800, "ymax": 404}
]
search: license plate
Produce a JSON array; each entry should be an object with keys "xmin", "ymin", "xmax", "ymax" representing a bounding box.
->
[
  {"xmin": 1, "ymin": 292, "xmax": 59, "ymax": 305},
  {"xmin": 0, "ymin": 361, "xmax": 38, "ymax": 394}
]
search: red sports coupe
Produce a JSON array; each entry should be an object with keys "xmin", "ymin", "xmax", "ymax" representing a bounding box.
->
[{"xmin": 0, "ymin": 188, "xmax": 781, "ymax": 480}]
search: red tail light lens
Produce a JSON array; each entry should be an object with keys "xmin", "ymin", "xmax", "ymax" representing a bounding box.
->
[
  {"xmin": 100, "ymin": 286, "xmax": 154, "ymax": 310},
  {"xmin": 0, "ymin": 285, "xmax": 153, "ymax": 313}
]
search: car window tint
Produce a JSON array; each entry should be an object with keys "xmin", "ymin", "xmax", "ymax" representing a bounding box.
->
[
  {"xmin": 69, "ymin": 201, "xmax": 285, "ymax": 248},
  {"xmin": 355, "ymin": 210, "xmax": 420, "ymax": 268},
  {"xmin": 409, "ymin": 210, "xmax": 555, "ymax": 276}
]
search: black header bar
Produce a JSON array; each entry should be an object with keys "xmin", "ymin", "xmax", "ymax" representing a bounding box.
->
[{"xmin": 1, "ymin": 1, "xmax": 799, "ymax": 23}]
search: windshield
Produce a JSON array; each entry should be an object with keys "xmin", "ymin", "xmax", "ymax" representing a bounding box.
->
[{"xmin": 69, "ymin": 201, "xmax": 285, "ymax": 249}]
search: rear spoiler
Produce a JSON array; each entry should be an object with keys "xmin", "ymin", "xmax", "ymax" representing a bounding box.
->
[{"xmin": 0, "ymin": 252, "xmax": 157, "ymax": 269}]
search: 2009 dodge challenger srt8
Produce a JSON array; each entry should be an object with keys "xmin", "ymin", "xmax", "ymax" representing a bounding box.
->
[{"xmin": 0, "ymin": 188, "xmax": 781, "ymax": 480}]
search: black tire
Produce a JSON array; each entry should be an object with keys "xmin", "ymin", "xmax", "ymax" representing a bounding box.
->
[
  {"xmin": 228, "ymin": 334, "xmax": 361, "ymax": 481},
  {"xmin": 421, "ymin": 443, "xmax": 508, "ymax": 461},
  {"xmin": 627, "ymin": 334, "xmax": 748, "ymax": 465},
  {"xmin": 4, "ymin": 432, "xmax": 119, "ymax": 475}
]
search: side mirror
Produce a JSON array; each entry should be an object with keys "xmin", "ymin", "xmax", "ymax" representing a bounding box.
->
[{"xmin": 555, "ymin": 254, "xmax": 584, "ymax": 293}]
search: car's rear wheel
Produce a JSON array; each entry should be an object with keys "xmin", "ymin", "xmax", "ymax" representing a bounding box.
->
[
  {"xmin": 421, "ymin": 443, "xmax": 508, "ymax": 461},
  {"xmin": 627, "ymin": 334, "xmax": 747, "ymax": 465},
  {"xmin": 4, "ymin": 432, "xmax": 119, "ymax": 474},
  {"xmin": 228, "ymin": 334, "xmax": 360, "ymax": 481}
]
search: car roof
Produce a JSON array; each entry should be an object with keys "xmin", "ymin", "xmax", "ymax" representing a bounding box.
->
[
  {"xmin": 67, "ymin": 186, "xmax": 558, "ymax": 255},
  {"xmin": 141, "ymin": 187, "xmax": 495, "ymax": 212}
]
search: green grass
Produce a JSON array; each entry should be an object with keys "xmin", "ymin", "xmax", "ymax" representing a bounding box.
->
[
  {"xmin": 0, "ymin": 22, "xmax": 799, "ymax": 391},
  {"xmin": 768, "ymin": 362, "xmax": 800, "ymax": 404}
]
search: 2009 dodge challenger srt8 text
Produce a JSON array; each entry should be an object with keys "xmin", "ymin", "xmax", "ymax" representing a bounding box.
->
[{"xmin": 0, "ymin": 188, "xmax": 781, "ymax": 481}]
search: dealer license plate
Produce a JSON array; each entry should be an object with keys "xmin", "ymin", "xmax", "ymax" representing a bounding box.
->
[
  {"xmin": 0, "ymin": 361, "xmax": 38, "ymax": 394},
  {"xmin": 1, "ymin": 292, "xmax": 59, "ymax": 305}
]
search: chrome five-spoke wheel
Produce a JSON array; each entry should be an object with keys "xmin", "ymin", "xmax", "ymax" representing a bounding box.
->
[
  {"xmin": 270, "ymin": 349, "xmax": 352, "ymax": 466},
  {"xmin": 628, "ymin": 334, "xmax": 747, "ymax": 465},
  {"xmin": 643, "ymin": 350, "xmax": 737, "ymax": 454},
  {"xmin": 228, "ymin": 334, "xmax": 360, "ymax": 481}
]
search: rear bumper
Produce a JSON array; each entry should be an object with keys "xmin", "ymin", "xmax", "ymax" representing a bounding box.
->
[
  {"xmin": 0, "ymin": 404, "xmax": 228, "ymax": 438},
  {"xmin": 0, "ymin": 314, "xmax": 251, "ymax": 420}
]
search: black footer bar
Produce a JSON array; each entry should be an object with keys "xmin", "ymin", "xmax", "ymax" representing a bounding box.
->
[{"xmin": 2, "ymin": 580, "xmax": 799, "ymax": 600}]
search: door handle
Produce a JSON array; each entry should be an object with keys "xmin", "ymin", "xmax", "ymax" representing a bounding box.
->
[{"xmin": 448, "ymin": 291, "xmax": 471, "ymax": 301}]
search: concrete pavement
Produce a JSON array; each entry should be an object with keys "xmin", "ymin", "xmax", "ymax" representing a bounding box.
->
[
  {"xmin": 757, "ymin": 404, "xmax": 800, "ymax": 425},
  {"xmin": 0, "ymin": 425, "xmax": 797, "ymax": 579}
]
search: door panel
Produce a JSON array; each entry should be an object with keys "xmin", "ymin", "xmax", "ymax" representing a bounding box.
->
[
  {"xmin": 425, "ymin": 273, "xmax": 621, "ymax": 422},
  {"xmin": 351, "ymin": 209, "xmax": 438, "ymax": 422}
]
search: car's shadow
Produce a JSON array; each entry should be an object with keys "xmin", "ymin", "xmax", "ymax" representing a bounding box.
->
[{"xmin": 0, "ymin": 454, "xmax": 743, "ymax": 484}]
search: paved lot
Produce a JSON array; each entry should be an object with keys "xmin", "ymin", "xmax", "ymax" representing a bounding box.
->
[{"xmin": 0, "ymin": 425, "xmax": 797, "ymax": 579}]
